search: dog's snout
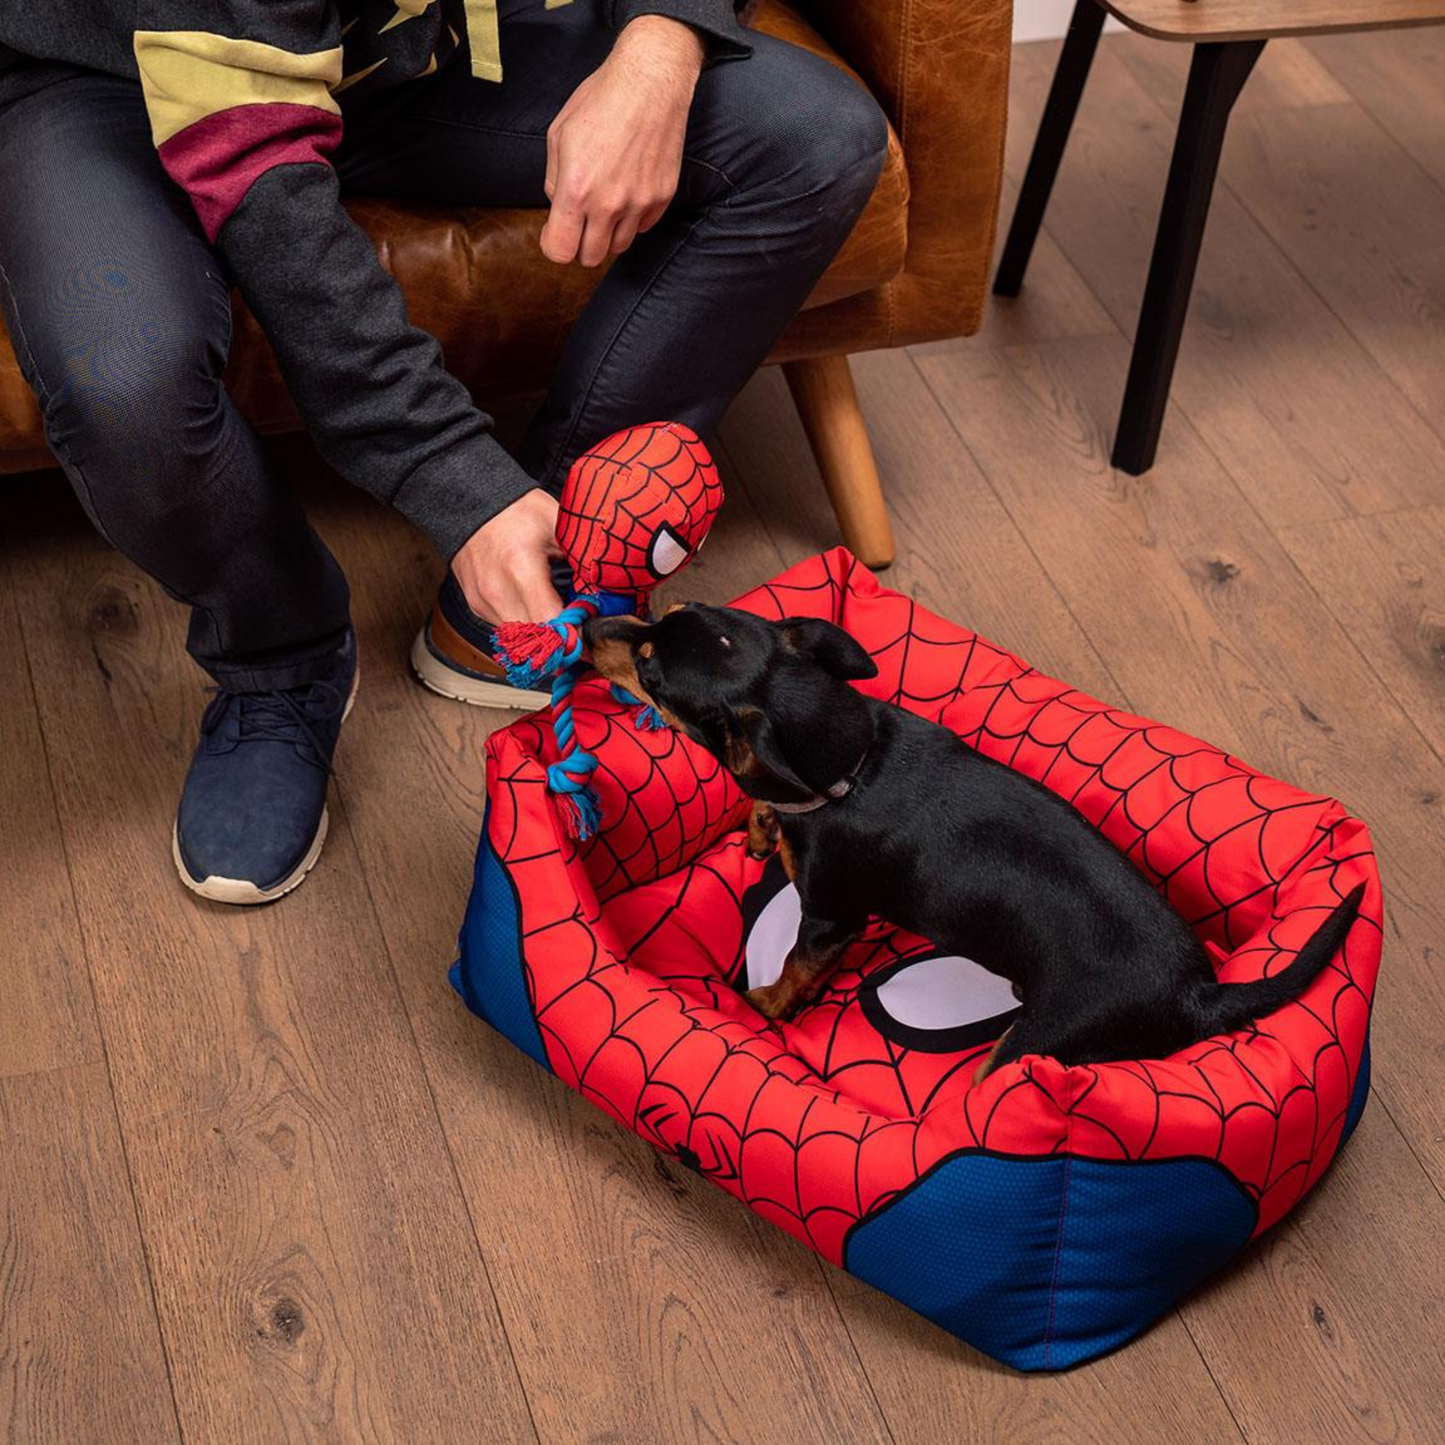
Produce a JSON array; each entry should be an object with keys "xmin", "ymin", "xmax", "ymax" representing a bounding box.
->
[
  {"xmin": 582, "ymin": 614, "xmax": 643, "ymax": 650},
  {"xmin": 584, "ymin": 613, "xmax": 653, "ymax": 699}
]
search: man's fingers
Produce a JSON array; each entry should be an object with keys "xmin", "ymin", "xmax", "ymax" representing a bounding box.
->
[
  {"xmin": 454, "ymin": 576, "xmax": 505, "ymax": 627},
  {"xmin": 609, "ymin": 212, "xmax": 642, "ymax": 257},
  {"xmin": 544, "ymin": 125, "xmax": 559, "ymax": 201},
  {"xmin": 541, "ymin": 203, "xmax": 584, "ymax": 265},
  {"xmin": 636, "ymin": 196, "xmax": 671, "ymax": 236},
  {"xmin": 458, "ymin": 572, "xmax": 561, "ymax": 628},
  {"xmin": 522, "ymin": 573, "xmax": 566, "ymax": 625},
  {"xmin": 450, "ymin": 488, "xmax": 563, "ymax": 626},
  {"xmin": 578, "ymin": 214, "xmax": 615, "ymax": 268}
]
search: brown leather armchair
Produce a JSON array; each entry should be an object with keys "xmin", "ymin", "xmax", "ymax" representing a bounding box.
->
[{"xmin": 0, "ymin": 0, "xmax": 1012, "ymax": 568}]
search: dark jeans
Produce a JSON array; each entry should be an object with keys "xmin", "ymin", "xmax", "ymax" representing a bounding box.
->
[{"xmin": 0, "ymin": 6, "xmax": 886, "ymax": 689}]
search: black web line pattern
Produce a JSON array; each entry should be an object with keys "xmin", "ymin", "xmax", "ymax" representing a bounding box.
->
[
  {"xmin": 559, "ymin": 425, "xmax": 722, "ymax": 593},
  {"xmin": 490, "ymin": 558, "xmax": 1381, "ymax": 1255}
]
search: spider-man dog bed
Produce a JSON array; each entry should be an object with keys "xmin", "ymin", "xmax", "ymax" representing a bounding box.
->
[{"xmin": 453, "ymin": 549, "xmax": 1381, "ymax": 1371}]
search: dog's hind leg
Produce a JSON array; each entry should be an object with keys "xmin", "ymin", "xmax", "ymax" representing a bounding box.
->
[
  {"xmin": 972, "ymin": 1016, "xmax": 1072, "ymax": 1082},
  {"xmin": 972, "ymin": 1024, "xmax": 1018, "ymax": 1084}
]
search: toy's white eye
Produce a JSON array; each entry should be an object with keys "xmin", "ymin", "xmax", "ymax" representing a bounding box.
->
[{"xmin": 648, "ymin": 523, "xmax": 690, "ymax": 579}]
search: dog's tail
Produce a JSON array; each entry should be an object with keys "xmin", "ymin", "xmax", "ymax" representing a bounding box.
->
[{"xmin": 1194, "ymin": 883, "xmax": 1366, "ymax": 1038}]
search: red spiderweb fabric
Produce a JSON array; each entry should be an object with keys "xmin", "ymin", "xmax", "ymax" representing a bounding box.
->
[
  {"xmin": 483, "ymin": 549, "xmax": 1382, "ymax": 1264},
  {"xmin": 556, "ymin": 421, "xmax": 722, "ymax": 595}
]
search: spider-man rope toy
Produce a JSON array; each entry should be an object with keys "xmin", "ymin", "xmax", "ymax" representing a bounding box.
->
[{"xmin": 492, "ymin": 421, "xmax": 723, "ymax": 841}]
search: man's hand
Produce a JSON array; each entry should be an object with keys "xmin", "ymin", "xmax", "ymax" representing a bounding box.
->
[
  {"xmin": 451, "ymin": 489, "xmax": 565, "ymax": 625},
  {"xmin": 541, "ymin": 16, "xmax": 705, "ymax": 268}
]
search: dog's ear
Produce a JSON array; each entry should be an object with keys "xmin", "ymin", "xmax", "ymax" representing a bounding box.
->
[
  {"xmin": 722, "ymin": 725, "xmax": 765, "ymax": 779},
  {"xmin": 778, "ymin": 618, "xmax": 878, "ymax": 681},
  {"xmin": 727, "ymin": 706, "xmax": 811, "ymax": 792}
]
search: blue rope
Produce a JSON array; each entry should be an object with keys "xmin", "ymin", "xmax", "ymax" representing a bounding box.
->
[
  {"xmin": 499, "ymin": 601, "xmax": 591, "ymax": 690},
  {"xmin": 545, "ymin": 654, "xmax": 602, "ymax": 840},
  {"xmin": 611, "ymin": 684, "xmax": 665, "ymax": 730},
  {"xmin": 504, "ymin": 589, "xmax": 665, "ymax": 839}
]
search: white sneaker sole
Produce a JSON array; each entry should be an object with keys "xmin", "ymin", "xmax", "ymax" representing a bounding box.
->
[
  {"xmin": 173, "ymin": 662, "xmax": 358, "ymax": 907},
  {"xmin": 409, "ymin": 627, "xmax": 553, "ymax": 712},
  {"xmin": 173, "ymin": 809, "xmax": 329, "ymax": 906}
]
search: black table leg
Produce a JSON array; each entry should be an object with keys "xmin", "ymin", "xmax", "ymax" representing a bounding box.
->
[
  {"xmin": 1112, "ymin": 38, "xmax": 1265, "ymax": 475},
  {"xmin": 993, "ymin": 0, "xmax": 1106, "ymax": 298}
]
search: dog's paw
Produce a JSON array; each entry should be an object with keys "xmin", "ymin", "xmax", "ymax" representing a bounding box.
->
[{"xmin": 745, "ymin": 807, "xmax": 780, "ymax": 862}]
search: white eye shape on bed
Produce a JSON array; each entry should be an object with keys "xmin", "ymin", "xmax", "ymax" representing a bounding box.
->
[{"xmin": 743, "ymin": 872, "xmax": 1021, "ymax": 1051}]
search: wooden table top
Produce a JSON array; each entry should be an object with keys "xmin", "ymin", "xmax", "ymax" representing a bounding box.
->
[{"xmin": 1100, "ymin": 0, "xmax": 1445, "ymax": 43}]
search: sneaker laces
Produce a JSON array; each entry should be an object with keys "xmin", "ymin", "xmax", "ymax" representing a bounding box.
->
[{"xmin": 204, "ymin": 678, "xmax": 348, "ymax": 771}]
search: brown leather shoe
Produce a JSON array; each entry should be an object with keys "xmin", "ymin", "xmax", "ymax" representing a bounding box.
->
[{"xmin": 410, "ymin": 580, "xmax": 552, "ymax": 712}]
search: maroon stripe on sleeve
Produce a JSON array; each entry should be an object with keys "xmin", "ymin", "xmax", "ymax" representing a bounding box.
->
[{"xmin": 157, "ymin": 103, "xmax": 344, "ymax": 242}]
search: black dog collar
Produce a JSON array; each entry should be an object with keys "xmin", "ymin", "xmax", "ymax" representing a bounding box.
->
[{"xmin": 763, "ymin": 749, "xmax": 870, "ymax": 816}]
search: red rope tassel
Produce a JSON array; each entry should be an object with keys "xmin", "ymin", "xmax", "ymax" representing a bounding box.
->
[{"xmin": 493, "ymin": 621, "xmax": 567, "ymax": 671}]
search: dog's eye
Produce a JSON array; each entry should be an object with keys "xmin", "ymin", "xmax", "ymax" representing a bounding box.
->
[{"xmin": 718, "ymin": 636, "xmax": 732, "ymax": 650}]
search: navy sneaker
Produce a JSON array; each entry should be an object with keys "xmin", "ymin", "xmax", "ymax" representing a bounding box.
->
[
  {"xmin": 410, "ymin": 573, "xmax": 553, "ymax": 711},
  {"xmin": 173, "ymin": 631, "xmax": 358, "ymax": 905}
]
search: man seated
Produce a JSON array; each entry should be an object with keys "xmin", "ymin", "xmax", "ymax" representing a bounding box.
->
[{"xmin": 0, "ymin": 0, "xmax": 886, "ymax": 903}]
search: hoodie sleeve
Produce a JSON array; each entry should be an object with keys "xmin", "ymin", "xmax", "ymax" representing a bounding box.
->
[
  {"xmin": 606, "ymin": 0, "xmax": 752, "ymax": 63},
  {"xmin": 132, "ymin": 3, "xmax": 537, "ymax": 562}
]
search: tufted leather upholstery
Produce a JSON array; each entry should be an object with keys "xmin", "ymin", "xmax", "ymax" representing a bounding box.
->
[{"xmin": 0, "ymin": 0, "xmax": 1011, "ymax": 474}]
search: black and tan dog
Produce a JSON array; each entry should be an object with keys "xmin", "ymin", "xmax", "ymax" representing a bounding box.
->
[{"xmin": 586, "ymin": 603, "xmax": 1364, "ymax": 1078}]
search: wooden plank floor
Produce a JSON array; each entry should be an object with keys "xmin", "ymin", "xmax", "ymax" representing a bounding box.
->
[{"xmin": 3, "ymin": 25, "xmax": 1444, "ymax": 1444}]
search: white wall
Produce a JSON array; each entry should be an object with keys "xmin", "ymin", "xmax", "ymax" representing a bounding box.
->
[{"xmin": 1013, "ymin": 1, "xmax": 1122, "ymax": 42}]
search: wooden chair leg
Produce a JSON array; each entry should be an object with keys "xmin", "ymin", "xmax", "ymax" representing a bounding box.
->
[{"xmin": 782, "ymin": 354, "xmax": 896, "ymax": 570}]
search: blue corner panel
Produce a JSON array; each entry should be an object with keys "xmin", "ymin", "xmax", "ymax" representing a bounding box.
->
[
  {"xmin": 1343, "ymin": 1032, "xmax": 1371, "ymax": 1144},
  {"xmin": 452, "ymin": 816, "xmax": 551, "ymax": 1072},
  {"xmin": 845, "ymin": 1153, "xmax": 1258, "ymax": 1371}
]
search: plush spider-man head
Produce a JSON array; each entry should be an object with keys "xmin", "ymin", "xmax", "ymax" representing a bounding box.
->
[
  {"xmin": 490, "ymin": 421, "xmax": 724, "ymax": 840},
  {"xmin": 557, "ymin": 422, "xmax": 722, "ymax": 600}
]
